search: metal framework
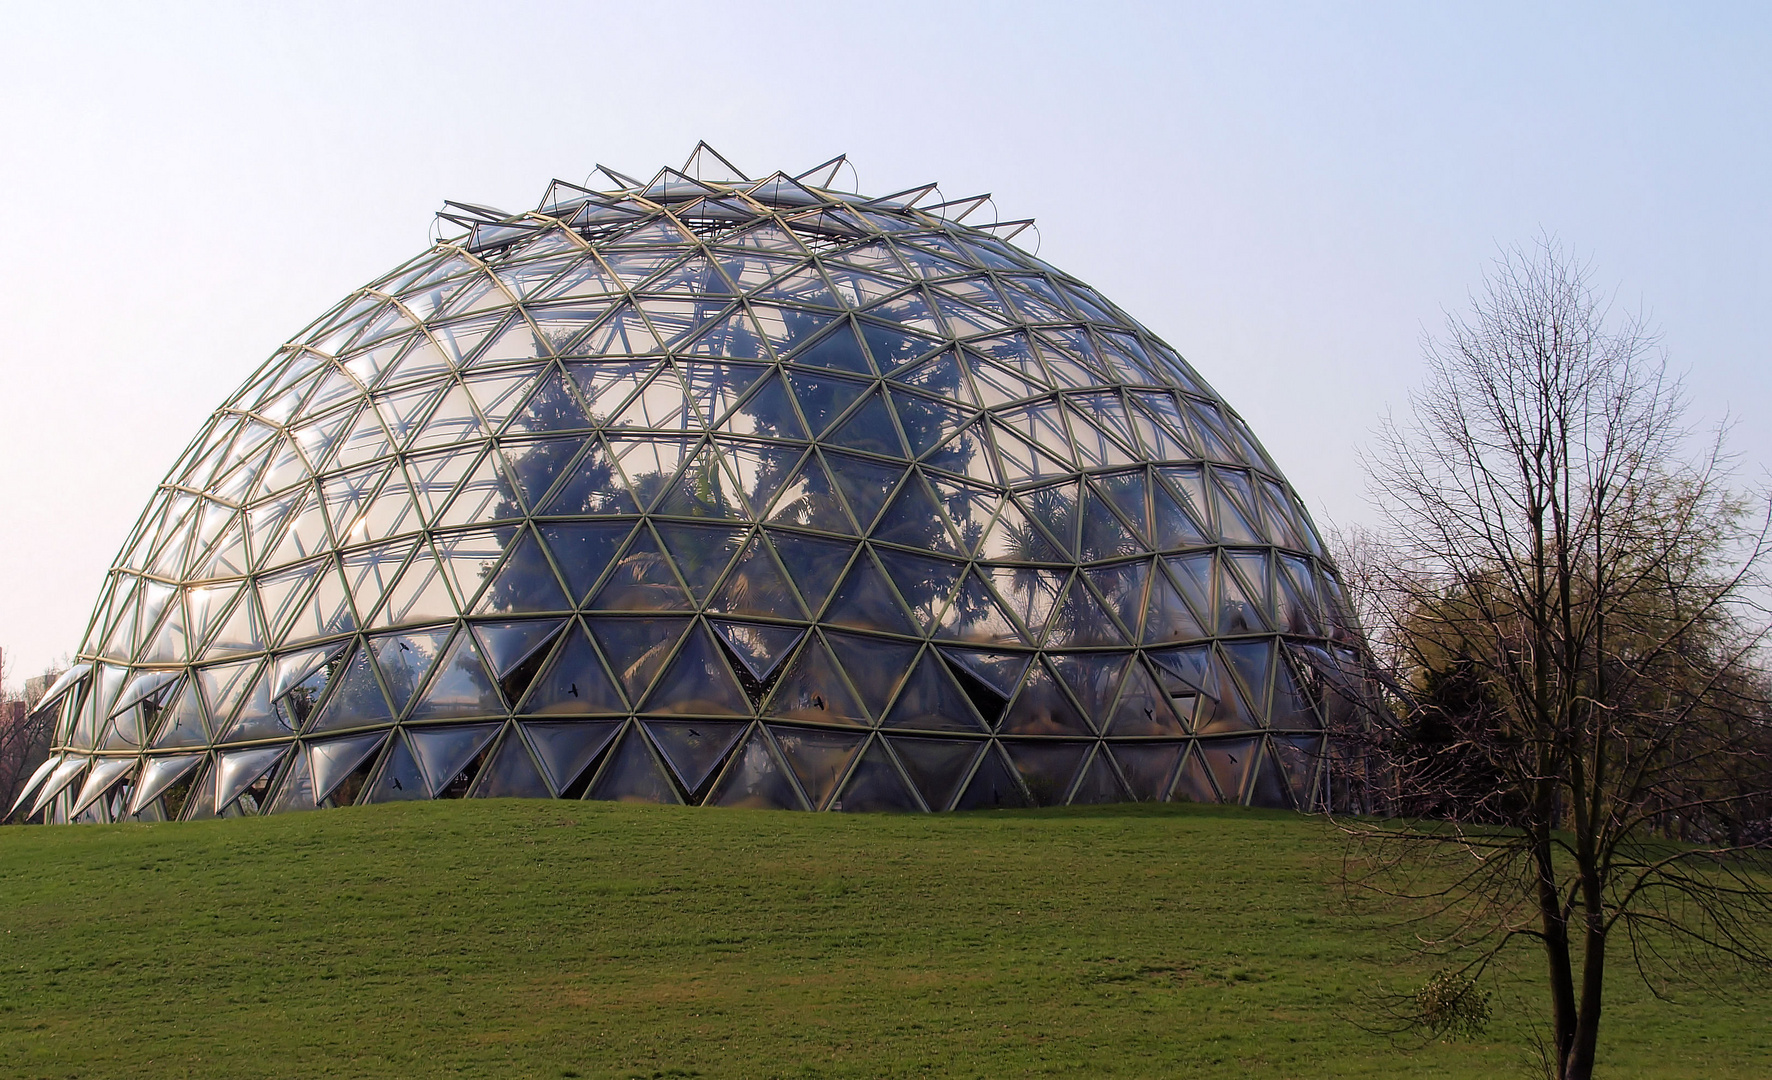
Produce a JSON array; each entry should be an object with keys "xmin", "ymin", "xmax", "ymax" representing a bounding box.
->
[{"xmin": 10, "ymin": 145, "xmax": 1368, "ymax": 824}]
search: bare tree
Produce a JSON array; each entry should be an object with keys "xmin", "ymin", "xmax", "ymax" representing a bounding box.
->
[{"xmin": 1343, "ymin": 237, "xmax": 1772, "ymax": 1079}]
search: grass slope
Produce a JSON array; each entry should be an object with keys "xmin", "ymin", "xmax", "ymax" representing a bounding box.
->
[{"xmin": 1, "ymin": 801, "xmax": 1767, "ymax": 1078}]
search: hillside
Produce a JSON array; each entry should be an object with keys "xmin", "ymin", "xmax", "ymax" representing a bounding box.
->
[{"xmin": 1, "ymin": 801, "xmax": 1765, "ymax": 1078}]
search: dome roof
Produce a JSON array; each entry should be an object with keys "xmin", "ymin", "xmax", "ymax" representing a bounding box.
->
[{"xmin": 15, "ymin": 147, "xmax": 1364, "ymax": 824}]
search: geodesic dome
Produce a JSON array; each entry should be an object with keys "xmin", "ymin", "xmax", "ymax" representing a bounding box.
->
[{"xmin": 13, "ymin": 146, "xmax": 1366, "ymax": 825}]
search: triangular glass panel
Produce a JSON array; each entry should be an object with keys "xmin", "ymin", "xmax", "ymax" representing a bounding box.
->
[
  {"xmin": 1213, "ymin": 469, "xmax": 1265, "ymax": 544},
  {"xmin": 408, "ymin": 383, "xmax": 484, "ymax": 451},
  {"xmin": 832, "ymin": 738, "xmax": 919, "ymax": 811},
  {"xmin": 822, "ymin": 631, "xmax": 919, "ymax": 721},
  {"xmin": 308, "ymin": 729, "xmax": 390, "ymax": 804},
  {"xmin": 1104, "ymin": 741, "xmax": 1183, "ymax": 802},
  {"xmin": 1269, "ymin": 656, "xmax": 1321, "ymax": 732},
  {"xmin": 339, "ymin": 540, "xmax": 415, "ymax": 626},
  {"xmin": 1198, "ymin": 737, "xmax": 1258, "ymax": 804},
  {"xmin": 520, "ymin": 719, "xmax": 622, "ymax": 795},
  {"xmin": 609, "ymin": 365, "xmax": 693, "ymax": 431},
  {"xmin": 471, "ymin": 618, "xmax": 567, "ymax": 680},
  {"xmin": 875, "ymin": 549, "xmax": 965, "ymax": 632},
  {"xmin": 538, "ymin": 438, "xmax": 638, "ymax": 517},
  {"xmin": 762, "ymin": 452, "xmax": 853, "ymax": 534},
  {"xmin": 655, "ymin": 446, "xmax": 745, "ymax": 521},
  {"xmin": 887, "ymin": 389, "xmax": 971, "ymax": 460},
  {"xmin": 300, "ymin": 646, "xmax": 388, "ymax": 734},
  {"xmin": 1217, "ymin": 559, "xmax": 1269, "ymax": 634},
  {"xmin": 715, "ymin": 374, "xmax": 804, "ymax": 441},
  {"xmin": 858, "ymin": 320, "xmax": 940, "ymax": 371},
  {"xmin": 752, "ymin": 265, "xmax": 837, "ymax": 308},
  {"xmin": 1042, "ymin": 575, "xmax": 1128, "ymax": 648},
  {"xmin": 679, "ymin": 360, "xmax": 767, "ymax": 429},
  {"xmin": 768, "ymin": 725, "xmax": 866, "ymax": 811},
  {"xmin": 999, "ymin": 658, "xmax": 1091, "ymax": 736},
  {"xmin": 1143, "ymin": 564, "xmax": 1209, "ymax": 644},
  {"xmin": 365, "ymin": 730, "xmax": 428, "ymax": 803},
  {"xmin": 1150, "ymin": 477, "xmax": 1209, "ymax": 550},
  {"xmin": 706, "ymin": 726, "xmax": 805, "ymax": 810},
  {"xmin": 764, "ymin": 634, "xmax": 868, "ymax": 726},
  {"xmin": 768, "ymin": 531, "xmax": 855, "ymax": 614},
  {"xmin": 576, "ymin": 303, "xmax": 662, "ymax": 356},
  {"xmin": 587, "ymin": 527, "xmax": 692, "ymax": 611},
  {"xmin": 406, "ymin": 630, "xmax": 504, "ymax": 720},
  {"xmin": 1229, "ymin": 550, "xmax": 1273, "ymax": 622},
  {"xmin": 641, "ymin": 625, "xmax": 751, "ymax": 716},
  {"xmin": 1066, "ymin": 406, "xmax": 1140, "ymax": 469},
  {"xmin": 890, "ymin": 348, "xmax": 974, "ymax": 404},
  {"xmin": 539, "ymin": 521, "xmax": 635, "ymax": 605},
  {"xmin": 130, "ymin": 753, "xmax": 204, "ymax": 815},
  {"xmin": 436, "ymin": 446, "xmax": 523, "ymax": 528},
  {"xmin": 1078, "ymin": 487, "xmax": 1140, "ymax": 563},
  {"xmin": 1048, "ymin": 652, "xmax": 1129, "ymax": 725},
  {"xmin": 878, "ymin": 735, "xmax": 975, "ymax": 812},
  {"xmin": 871, "ymin": 473, "xmax": 961, "ymax": 555},
  {"xmin": 587, "ymin": 616, "xmax": 692, "ymax": 703},
  {"xmin": 880, "ymin": 648, "xmax": 987, "ymax": 733},
  {"xmin": 999, "ymin": 740, "xmax": 1088, "ymax": 806},
  {"xmin": 499, "ymin": 435, "xmax": 583, "ymax": 511},
  {"xmin": 786, "ymin": 319, "xmax": 870, "ymax": 375},
  {"xmin": 518, "ymin": 621, "xmax": 627, "ymax": 714},
  {"xmin": 1104, "ymin": 662, "xmax": 1187, "ymax": 737},
  {"xmin": 584, "ymin": 723, "xmax": 685, "ymax": 804},
  {"xmin": 748, "ymin": 302, "xmax": 835, "ymax": 357},
  {"xmin": 209, "ymin": 744, "xmax": 286, "ymax": 813},
  {"xmin": 472, "ymin": 728, "xmax": 553, "ymax": 798},
  {"xmin": 705, "ymin": 535, "xmax": 803, "ymax": 619},
  {"xmin": 709, "ymin": 620, "xmax": 804, "ymax": 683},
  {"xmin": 1084, "ymin": 560, "xmax": 1151, "ymax": 643},
  {"xmin": 1197, "ymin": 650, "xmax": 1262, "ymax": 735},
  {"xmin": 1166, "ymin": 552, "xmax": 1216, "ymax": 632},
  {"xmin": 402, "ymin": 445, "xmax": 481, "ymax": 526},
  {"xmin": 151, "ymin": 684, "xmax": 210, "ymax": 748},
  {"xmin": 565, "ymin": 359, "xmax": 655, "ymax": 424},
  {"xmin": 1070, "ymin": 747, "xmax": 1130, "ymax": 805},
  {"xmin": 1222, "ymin": 639, "xmax": 1274, "ymax": 719},
  {"xmin": 823, "ymin": 553, "xmax": 918, "ymax": 635},
  {"xmin": 405, "ymin": 720, "xmax": 503, "ymax": 794},
  {"xmin": 533, "ymin": 256, "xmax": 622, "ymax": 301},
  {"xmin": 1276, "ymin": 555, "xmax": 1324, "ymax": 637},
  {"xmin": 954, "ymin": 743, "xmax": 1030, "ymax": 810},
  {"xmin": 367, "ymin": 627, "xmax": 453, "ymax": 717},
  {"xmin": 825, "ymin": 390, "xmax": 907, "ymax": 458},
  {"xmin": 824, "ymin": 452, "xmax": 904, "ymax": 533},
  {"xmin": 278, "ymin": 560, "xmax": 357, "ymax": 645},
  {"xmin": 428, "ymin": 525, "xmax": 515, "ymax": 611},
  {"xmin": 503, "ymin": 370, "xmax": 591, "ymax": 434},
  {"xmin": 785, "ymin": 371, "xmax": 869, "ymax": 438},
  {"xmin": 642, "ymin": 718, "xmax": 748, "ymax": 793},
  {"xmin": 608, "ymin": 435, "xmax": 696, "ymax": 510},
  {"xmin": 680, "ymin": 307, "xmax": 769, "ymax": 360},
  {"xmin": 473, "ymin": 528, "xmax": 572, "ymax": 615}
]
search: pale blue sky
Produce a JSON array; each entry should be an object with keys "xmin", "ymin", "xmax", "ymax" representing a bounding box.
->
[{"xmin": 1, "ymin": 1, "xmax": 1767, "ymax": 681}]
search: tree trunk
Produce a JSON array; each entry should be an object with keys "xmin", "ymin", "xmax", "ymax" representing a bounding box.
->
[
  {"xmin": 1563, "ymin": 906, "xmax": 1606, "ymax": 1080},
  {"xmin": 1535, "ymin": 833, "xmax": 1578, "ymax": 1067}
]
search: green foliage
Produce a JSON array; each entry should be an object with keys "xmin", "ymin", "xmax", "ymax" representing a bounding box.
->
[
  {"xmin": 1, "ymin": 801, "xmax": 1768, "ymax": 1078},
  {"xmin": 1412, "ymin": 969, "xmax": 1493, "ymax": 1040}
]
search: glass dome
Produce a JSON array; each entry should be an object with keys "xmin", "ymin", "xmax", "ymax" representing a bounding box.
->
[{"xmin": 13, "ymin": 147, "xmax": 1366, "ymax": 824}]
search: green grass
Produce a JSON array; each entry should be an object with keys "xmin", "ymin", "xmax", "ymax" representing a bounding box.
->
[{"xmin": 1, "ymin": 801, "xmax": 1767, "ymax": 1078}]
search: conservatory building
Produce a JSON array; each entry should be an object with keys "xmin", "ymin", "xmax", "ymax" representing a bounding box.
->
[{"xmin": 11, "ymin": 146, "xmax": 1367, "ymax": 824}]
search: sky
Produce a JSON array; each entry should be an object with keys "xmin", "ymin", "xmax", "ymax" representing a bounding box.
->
[{"xmin": 0, "ymin": 0, "xmax": 1767, "ymax": 685}]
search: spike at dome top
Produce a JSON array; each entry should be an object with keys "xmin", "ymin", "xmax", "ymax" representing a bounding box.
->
[{"xmin": 435, "ymin": 144, "xmax": 1032, "ymax": 257}]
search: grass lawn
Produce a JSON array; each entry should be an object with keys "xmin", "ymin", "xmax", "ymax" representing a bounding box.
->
[{"xmin": 1, "ymin": 800, "xmax": 1766, "ymax": 1078}]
